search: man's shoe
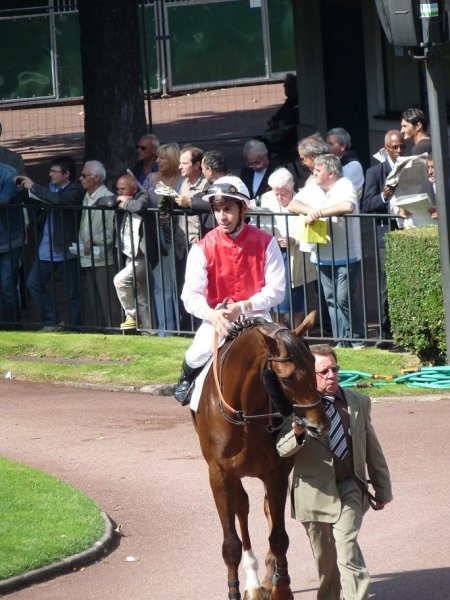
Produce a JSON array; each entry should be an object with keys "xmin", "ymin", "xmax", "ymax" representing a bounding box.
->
[{"xmin": 120, "ymin": 317, "xmax": 137, "ymax": 330}]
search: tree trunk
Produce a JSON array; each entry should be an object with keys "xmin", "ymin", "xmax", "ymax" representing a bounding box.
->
[{"xmin": 78, "ymin": 0, "xmax": 146, "ymax": 185}]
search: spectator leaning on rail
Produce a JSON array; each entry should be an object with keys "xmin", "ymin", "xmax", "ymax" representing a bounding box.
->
[
  {"xmin": 132, "ymin": 133, "xmax": 160, "ymax": 185},
  {"xmin": 174, "ymin": 175, "xmax": 285, "ymax": 406},
  {"xmin": 176, "ymin": 145, "xmax": 208, "ymax": 248},
  {"xmin": 78, "ymin": 160, "xmax": 121, "ymax": 328},
  {"xmin": 175, "ymin": 150, "xmax": 231, "ymax": 239},
  {"xmin": 257, "ymin": 167, "xmax": 317, "ymax": 328},
  {"xmin": 16, "ymin": 156, "xmax": 84, "ymax": 332},
  {"xmin": 113, "ymin": 174, "xmax": 158, "ymax": 333},
  {"xmin": 277, "ymin": 343, "xmax": 392, "ymax": 600},
  {"xmin": 289, "ymin": 154, "xmax": 364, "ymax": 347}
]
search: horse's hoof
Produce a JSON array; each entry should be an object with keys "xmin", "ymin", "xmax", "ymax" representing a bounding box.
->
[
  {"xmin": 243, "ymin": 588, "xmax": 264, "ymax": 600},
  {"xmin": 258, "ymin": 587, "xmax": 272, "ymax": 600}
]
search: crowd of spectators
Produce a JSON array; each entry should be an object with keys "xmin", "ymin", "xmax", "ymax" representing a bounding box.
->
[{"xmin": 0, "ymin": 101, "xmax": 437, "ymax": 342}]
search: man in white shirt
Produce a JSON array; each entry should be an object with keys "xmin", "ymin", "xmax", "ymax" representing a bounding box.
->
[
  {"xmin": 289, "ymin": 154, "xmax": 364, "ymax": 347},
  {"xmin": 176, "ymin": 146, "xmax": 208, "ymax": 247}
]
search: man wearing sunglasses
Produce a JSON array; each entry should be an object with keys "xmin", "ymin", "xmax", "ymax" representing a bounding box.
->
[
  {"xmin": 361, "ymin": 130, "xmax": 406, "ymax": 344},
  {"xmin": 277, "ymin": 344, "xmax": 392, "ymax": 600},
  {"xmin": 174, "ymin": 175, "xmax": 285, "ymax": 405}
]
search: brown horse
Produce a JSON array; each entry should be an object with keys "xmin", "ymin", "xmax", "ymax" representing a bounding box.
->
[{"xmin": 193, "ymin": 312, "xmax": 330, "ymax": 600}]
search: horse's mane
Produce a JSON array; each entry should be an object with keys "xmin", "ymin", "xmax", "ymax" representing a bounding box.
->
[{"xmin": 227, "ymin": 317, "xmax": 314, "ymax": 374}]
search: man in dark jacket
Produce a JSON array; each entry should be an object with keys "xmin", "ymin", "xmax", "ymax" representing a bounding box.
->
[
  {"xmin": 361, "ymin": 130, "xmax": 405, "ymax": 340},
  {"xmin": 17, "ymin": 156, "xmax": 84, "ymax": 331},
  {"xmin": 0, "ymin": 161, "xmax": 23, "ymax": 325}
]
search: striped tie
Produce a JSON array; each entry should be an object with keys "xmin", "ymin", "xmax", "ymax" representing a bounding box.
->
[{"xmin": 324, "ymin": 396, "xmax": 348, "ymax": 460}]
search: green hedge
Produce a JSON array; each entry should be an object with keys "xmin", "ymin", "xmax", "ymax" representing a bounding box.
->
[{"xmin": 385, "ymin": 225, "xmax": 446, "ymax": 365}]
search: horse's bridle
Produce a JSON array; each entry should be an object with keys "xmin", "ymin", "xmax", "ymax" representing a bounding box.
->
[{"xmin": 212, "ymin": 322, "xmax": 321, "ymax": 430}]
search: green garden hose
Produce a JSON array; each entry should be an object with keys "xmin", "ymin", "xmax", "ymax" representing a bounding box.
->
[{"xmin": 339, "ymin": 367, "xmax": 450, "ymax": 389}]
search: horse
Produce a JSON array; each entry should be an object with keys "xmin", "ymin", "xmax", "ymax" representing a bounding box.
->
[{"xmin": 193, "ymin": 311, "xmax": 330, "ymax": 600}]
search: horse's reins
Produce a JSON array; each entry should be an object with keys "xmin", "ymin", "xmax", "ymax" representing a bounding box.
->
[{"xmin": 212, "ymin": 317, "xmax": 320, "ymax": 428}]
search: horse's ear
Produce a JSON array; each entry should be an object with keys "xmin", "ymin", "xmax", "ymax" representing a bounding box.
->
[{"xmin": 293, "ymin": 310, "xmax": 317, "ymax": 337}]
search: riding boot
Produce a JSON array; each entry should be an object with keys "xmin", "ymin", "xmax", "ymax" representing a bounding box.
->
[{"xmin": 174, "ymin": 360, "xmax": 202, "ymax": 406}]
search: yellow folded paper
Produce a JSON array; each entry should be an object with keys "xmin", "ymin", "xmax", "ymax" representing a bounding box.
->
[{"xmin": 293, "ymin": 216, "xmax": 328, "ymax": 244}]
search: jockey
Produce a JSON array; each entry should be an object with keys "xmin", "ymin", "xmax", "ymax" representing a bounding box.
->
[{"xmin": 174, "ymin": 175, "xmax": 286, "ymax": 405}]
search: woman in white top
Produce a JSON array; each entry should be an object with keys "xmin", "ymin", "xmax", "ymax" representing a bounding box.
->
[{"xmin": 258, "ymin": 168, "xmax": 316, "ymax": 328}]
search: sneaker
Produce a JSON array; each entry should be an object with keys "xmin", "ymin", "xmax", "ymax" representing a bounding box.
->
[
  {"xmin": 351, "ymin": 342, "xmax": 366, "ymax": 350},
  {"xmin": 120, "ymin": 317, "xmax": 137, "ymax": 330}
]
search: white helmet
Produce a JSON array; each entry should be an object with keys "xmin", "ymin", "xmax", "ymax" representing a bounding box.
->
[{"xmin": 203, "ymin": 176, "xmax": 251, "ymax": 207}]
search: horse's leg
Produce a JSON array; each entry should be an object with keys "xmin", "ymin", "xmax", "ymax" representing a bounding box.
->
[
  {"xmin": 209, "ymin": 463, "xmax": 242, "ymax": 600},
  {"xmin": 260, "ymin": 493, "xmax": 276, "ymax": 599},
  {"xmin": 234, "ymin": 479, "xmax": 261, "ymax": 600},
  {"xmin": 264, "ymin": 469, "xmax": 294, "ymax": 600}
]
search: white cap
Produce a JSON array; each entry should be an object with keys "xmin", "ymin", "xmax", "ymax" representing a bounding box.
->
[{"xmin": 203, "ymin": 176, "xmax": 251, "ymax": 207}]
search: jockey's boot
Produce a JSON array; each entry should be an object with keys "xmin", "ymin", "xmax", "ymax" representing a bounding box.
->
[{"xmin": 174, "ymin": 360, "xmax": 202, "ymax": 406}]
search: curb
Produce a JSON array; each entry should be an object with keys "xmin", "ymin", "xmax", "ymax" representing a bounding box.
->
[
  {"xmin": 0, "ymin": 512, "xmax": 116, "ymax": 596},
  {"xmin": 26, "ymin": 380, "xmax": 176, "ymax": 397}
]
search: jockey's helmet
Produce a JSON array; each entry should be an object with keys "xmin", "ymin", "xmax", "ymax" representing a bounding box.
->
[{"xmin": 203, "ymin": 176, "xmax": 252, "ymax": 207}]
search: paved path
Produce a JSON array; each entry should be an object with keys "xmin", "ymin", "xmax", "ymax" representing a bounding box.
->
[{"xmin": 1, "ymin": 380, "xmax": 449, "ymax": 599}]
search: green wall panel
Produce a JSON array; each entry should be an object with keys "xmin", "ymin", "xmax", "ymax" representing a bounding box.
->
[
  {"xmin": 55, "ymin": 13, "xmax": 82, "ymax": 98},
  {"xmin": 168, "ymin": 0, "xmax": 265, "ymax": 86},
  {"xmin": 267, "ymin": 0, "xmax": 295, "ymax": 73},
  {"xmin": 0, "ymin": 16, "xmax": 53, "ymax": 100},
  {"xmin": 139, "ymin": 4, "xmax": 159, "ymax": 92}
]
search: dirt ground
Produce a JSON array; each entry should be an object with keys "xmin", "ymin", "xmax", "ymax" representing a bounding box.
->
[{"xmin": 1, "ymin": 380, "xmax": 449, "ymax": 599}]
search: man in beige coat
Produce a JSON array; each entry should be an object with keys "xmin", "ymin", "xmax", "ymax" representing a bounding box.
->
[{"xmin": 277, "ymin": 344, "xmax": 392, "ymax": 600}]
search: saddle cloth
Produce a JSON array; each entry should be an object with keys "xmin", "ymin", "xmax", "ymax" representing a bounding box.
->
[{"xmin": 190, "ymin": 358, "xmax": 213, "ymax": 412}]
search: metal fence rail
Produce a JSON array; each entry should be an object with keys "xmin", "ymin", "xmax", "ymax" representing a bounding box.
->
[{"xmin": 0, "ymin": 202, "xmax": 399, "ymax": 345}]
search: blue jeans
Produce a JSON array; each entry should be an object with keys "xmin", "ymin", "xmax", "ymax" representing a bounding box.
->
[
  {"xmin": 319, "ymin": 262, "xmax": 364, "ymax": 341},
  {"xmin": 27, "ymin": 258, "xmax": 82, "ymax": 327},
  {"xmin": 0, "ymin": 246, "xmax": 22, "ymax": 324},
  {"xmin": 152, "ymin": 243, "xmax": 179, "ymax": 336}
]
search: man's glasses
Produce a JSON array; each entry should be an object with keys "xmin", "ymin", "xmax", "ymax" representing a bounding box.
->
[
  {"xmin": 80, "ymin": 173, "xmax": 94, "ymax": 178},
  {"xmin": 246, "ymin": 160, "xmax": 263, "ymax": 168},
  {"xmin": 316, "ymin": 366, "xmax": 340, "ymax": 377},
  {"xmin": 49, "ymin": 168, "xmax": 64, "ymax": 174},
  {"xmin": 137, "ymin": 145, "xmax": 150, "ymax": 151},
  {"xmin": 386, "ymin": 144, "xmax": 406, "ymax": 150}
]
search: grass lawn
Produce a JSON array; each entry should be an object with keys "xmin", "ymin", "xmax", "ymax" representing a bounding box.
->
[
  {"xmin": 0, "ymin": 456, "xmax": 105, "ymax": 580},
  {"xmin": 0, "ymin": 330, "xmax": 430, "ymax": 396}
]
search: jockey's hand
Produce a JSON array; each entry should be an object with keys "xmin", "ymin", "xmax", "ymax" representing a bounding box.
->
[
  {"xmin": 222, "ymin": 302, "xmax": 242, "ymax": 323},
  {"xmin": 208, "ymin": 308, "xmax": 232, "ymax": 337}
]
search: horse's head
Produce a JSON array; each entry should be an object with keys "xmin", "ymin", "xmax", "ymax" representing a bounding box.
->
[{"xmin": 259, "ymin": 312, "xmax": 330, "ymax": 438}]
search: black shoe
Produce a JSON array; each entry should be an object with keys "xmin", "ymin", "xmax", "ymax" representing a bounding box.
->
[{"xmin": 174, "ymin": 374, "xmax": 193, "ymax": 405}]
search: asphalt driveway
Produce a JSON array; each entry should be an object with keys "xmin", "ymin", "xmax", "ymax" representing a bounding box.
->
[{"xmin": 0, "ymin": 380, "xmax": 449, "ymax": 599}]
